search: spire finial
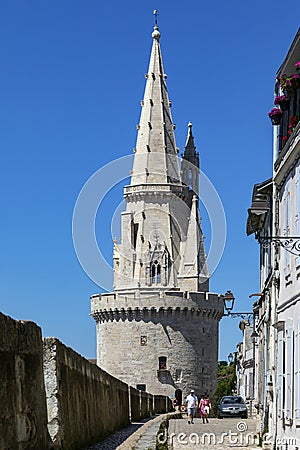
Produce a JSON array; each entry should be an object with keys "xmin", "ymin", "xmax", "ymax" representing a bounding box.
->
[{"xmin": 152, "ymin": 10, "xmax": 161, "ymax": 40}]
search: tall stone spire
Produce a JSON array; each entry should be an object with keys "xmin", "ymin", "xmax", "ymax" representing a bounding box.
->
[
  {"xmin": 91, "ymin": 17, "xmax": 224, "ymax": 399},
  {"xmin": 130, "ymin": 25, "xmax": 181, "ymax": 186},
  {"xmin": 116, "ymin": 24, "xmax": 186, "ymax": 291}
]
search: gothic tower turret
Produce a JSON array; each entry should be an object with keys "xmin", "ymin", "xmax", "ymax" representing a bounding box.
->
[
  {"xmin": 181, "ymin": 121, "xmax": 199, "ymax": 205},
  {"xmin": 91, "ymin": 22, "xmax": 223, "ymax": 397}
]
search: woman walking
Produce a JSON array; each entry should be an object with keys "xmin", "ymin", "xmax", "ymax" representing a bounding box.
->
[{"xmin": 200, "ymin": 393, "xmax": 211, "ymax": 423}]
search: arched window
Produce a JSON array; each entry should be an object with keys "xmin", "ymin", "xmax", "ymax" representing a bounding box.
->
[
  {"xmin": 151, "ymin": 264, "xmax": 156, "ymax": 282},
  {"xmin": 157, "ymin": 264, "xmax": 161, "ymax": 283},
  {"xmin": 151, "ymin": 260, "xmax": 161, "ymax": 284}
]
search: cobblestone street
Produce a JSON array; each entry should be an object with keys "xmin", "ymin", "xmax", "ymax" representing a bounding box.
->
[
  {"xmin": 85, "ymin": 415, "xmax": 262, "ymax": 450},
  {"xmin": 168, "ymin": 418, "xmax": 261, "ymax": 449}
]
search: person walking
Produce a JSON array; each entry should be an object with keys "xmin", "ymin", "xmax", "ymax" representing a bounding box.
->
[
  {"xmin": 200, "ymin": 393, "xmax": 211, "ymax": 423},
  {"xmin": 185, "ymin": 389, "xmax": 198, "ymax": 424}
]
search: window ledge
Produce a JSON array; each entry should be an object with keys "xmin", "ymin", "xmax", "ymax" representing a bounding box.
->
[{"xmin": 157, "ymin": 369, "xmax": 169, "ymax": 374}]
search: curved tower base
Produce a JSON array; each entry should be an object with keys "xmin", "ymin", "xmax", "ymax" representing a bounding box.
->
[{"xmin": 91, "ymin": 290, "xmax": 223, "ymax": 397}]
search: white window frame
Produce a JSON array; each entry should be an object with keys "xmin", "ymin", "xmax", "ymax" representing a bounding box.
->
[
  {"xmin": 295, "ymin": 321, "xmax": 300, "ymax": 420},
  {"xmin": 277, "ymin": 329, "xmax": 284, "ymax": 419},
  {"xmin": 281, "ymin": 179, "xmax": 291, "ymax": 274},
  {"xmin": 285, "ymin": 321, "xmax": 294, "ymax": 421}
]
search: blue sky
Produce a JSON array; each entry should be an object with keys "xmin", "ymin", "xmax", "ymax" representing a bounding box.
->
[{"xmin": 1, "ymin": 1, "xmax": 299, "ymax": 362}]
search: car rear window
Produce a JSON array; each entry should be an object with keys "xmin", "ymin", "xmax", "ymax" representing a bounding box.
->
[{"xmin": 222, "ymin": 396, "xmax": 244, "ymax": 404}]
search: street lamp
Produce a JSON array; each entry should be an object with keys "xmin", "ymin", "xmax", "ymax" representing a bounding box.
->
[
  {"xmin": 222, "ymin": 291, "xmax": 253, "ymax": 321},
  {"xmin": 222, "ymin": 291, "xmax": 257, "ymax": 417},
  {"xmin": 228, "ymin": 352, "xmax": 234, "ymax": 364},
  {"xmin": 223, "ymin": 290, "xmax": 235, "ymax": 313}
]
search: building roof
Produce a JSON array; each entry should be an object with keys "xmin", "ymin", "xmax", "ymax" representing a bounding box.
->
[
  {"xmin": 246, "ymin": 178, "xmax": 272, "ymax": 236},
  {"xmin": 277, "ymin": 27, "xmax": 300, "ymax": 77}
]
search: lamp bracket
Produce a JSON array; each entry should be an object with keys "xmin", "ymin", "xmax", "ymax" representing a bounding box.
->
[
  {"xmin": 258, "ymin": 236, "xmax": 300, "ymax": 257},
  {"xmin": 224, "ymin": 312, "xmax": 253, "ymax": 320}
]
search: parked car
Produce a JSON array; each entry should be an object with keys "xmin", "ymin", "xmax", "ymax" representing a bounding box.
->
[{"xmin": 218, "ymin": 395, "xmax": 248, "ymax": 419}]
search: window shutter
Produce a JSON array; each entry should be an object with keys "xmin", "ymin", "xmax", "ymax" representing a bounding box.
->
[
  {"xmin": 295, "ymin": 322, "xmax": 300, "ymax": 419},
  {"xmin": 285, "ymin": 324, "xmax": 293, "ymax": 420},
  {"xmin": 282, "ymin": 180, "xmax": 291, "ymax": 272},
  {"xmin": 277, "ymin": 329, "xmax": 284, "ymax": 418}
]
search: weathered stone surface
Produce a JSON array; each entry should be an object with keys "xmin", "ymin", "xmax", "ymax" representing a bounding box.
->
[
  {"xmin": 93, "ymin": 293, "xmax": 222, "ymax": 397},
  {"xmin": 129, "ymin": 386, "xmax": 141, "ymax": 422},
  {"xmin": 154, "ymin": 395, "xmax": 168, "ymax": 414},
  {"xmin": 0, "ymin": 312, "xmax": 51, "ymax": 450},
  {"xmin": 140, "ymin": 391, "xmax": 149, "ymax": 418},
  {"xmin": 43, "ymin": 337, "xmax": 130, "ymax": 450}
]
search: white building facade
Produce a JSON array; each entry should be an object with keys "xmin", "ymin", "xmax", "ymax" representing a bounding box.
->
[
  {"xmin": 247, "ymin": 28, "xmax": 300, "ymax": 449},
  {"xmin": 274, "ymin": 29, "xmax": 300, "ymax": 444}
]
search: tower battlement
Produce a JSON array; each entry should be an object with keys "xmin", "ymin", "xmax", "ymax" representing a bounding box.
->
[{"xmin": 91, "ymin": 291, "xmax": 223, "ymax": 323}]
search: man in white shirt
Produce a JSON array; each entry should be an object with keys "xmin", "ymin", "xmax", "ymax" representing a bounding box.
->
[{"xmin": 185, "ymin": 389, "xmax": 198, "ymax": 424}]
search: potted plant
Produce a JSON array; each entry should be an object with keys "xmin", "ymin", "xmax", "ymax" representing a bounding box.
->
[
  {"xmin": 295, "ymin": 61, "xmax": 300, "ymax": 76},
  {"xmin": 290, "ymin": 73, "xmax": 300, "ymax": 88},
  {"xmin": 268, "ymin": 107, "xmax": 283, "ymax": 125},
  {"xmin": 277, "ymin": 73, "xmax": 300, "ymax": 97},
  {"xmin": 277, "ymin": 74, "xmax": 291, "ymax": 97},
  {"xmin": 274, "ymin": 95, "xmax": 289, "ymax": 111}
]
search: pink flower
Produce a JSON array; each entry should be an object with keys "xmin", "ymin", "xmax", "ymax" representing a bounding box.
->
[
  {"xmin": 274, "ymin": 95, "xmax": 287, "ymax": 105},
  {"xmin": 268, "ymin": 107, "xmax": 283, "ymax": 118}
]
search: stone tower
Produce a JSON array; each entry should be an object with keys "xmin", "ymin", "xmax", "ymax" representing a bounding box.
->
[{"xmin": 91, "ymin": 23, "xmax": 224, "ymax": 397}]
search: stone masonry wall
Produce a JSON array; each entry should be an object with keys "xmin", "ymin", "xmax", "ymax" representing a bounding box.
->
[
  {"xmin": 92, "ymin": 291, "xmax": 223, "ymax": 398},
  {"xmin": 96, "ymin": 312, "xmax": 220, "ymax": 397},
  {"xmin": 1, "ymin": 312, "xmax": 173, "ymax": 450},
  {"xmin": 140, "ymin": 390, "xmax": 150, "ymax": 418},
  {"xmin": 0, "ymin": 312, "xmax": 51, "ymax": 450},
  {"xmin": 154, "ymin": 395, "xmax": 169, "ymax": 414},
  {"xmin": 43, "ymin": 337, "xmax": 130, "ymax": 450},
  {"xmin": 129, "ymin": 386, "xmax": 141, "ymax": 422}
]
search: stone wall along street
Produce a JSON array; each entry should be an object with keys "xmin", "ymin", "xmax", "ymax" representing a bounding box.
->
[
  {"xmin": 0, "ymin": 312, "xmax": 51, "ymax": 450},
  {"xmin": 0, "ymin": 312, "xmax": 173, "ymax": 450},
  {"xmin": 43, "ymin": 337, "xmax": 130, "ymax": 449}
]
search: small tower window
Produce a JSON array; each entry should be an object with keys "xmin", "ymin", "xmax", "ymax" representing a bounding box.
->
[
  {"xmin": 159, "ymin": 356, "xmax": 167, "ymax": 370},
  {"xmin": 140, "ymin": 336, "xmax": 147, "ymax": 346},
  {"xmin": 157, "ymin": 264, "xmax": 161, "ymax": 283},
  {"xmin": 136, "ymin": 384, "xmax": 146, "ymax": 391},
  {"xmin": 151, "ymin": 260, "xmax": 161, "ymax": 284},
  {"xmin": 188, "ymin": 169, "xmax": 193, "ymax": 188},
  {"xmin": 132, "ymin": 222, "xmax": 139, "ymax": 250},
  {"xmin": 174, "ymin": 369, "xmax": 182, "ymax": 382}
]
